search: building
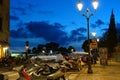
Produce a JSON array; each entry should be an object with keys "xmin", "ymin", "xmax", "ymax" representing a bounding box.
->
[{"xmin": 0, "ymin": 0, "xmax": 9, "ymax": 61}]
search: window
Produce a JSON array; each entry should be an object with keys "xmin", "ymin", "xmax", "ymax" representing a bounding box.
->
[
  {"xmin": 0, "ymin": 0, "xmax": 3, "ymax": 4},
  {"xmin": 0, "ymin": 17, "xmax": 2, "ymax": 31}
]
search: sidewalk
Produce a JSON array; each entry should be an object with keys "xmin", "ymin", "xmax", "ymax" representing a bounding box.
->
[
  {"xmin": 0, "ymin": 66, "xmax": 10, "ymax": 73},
  {"xmin": 0, "ymin": 63, "xmax": 22, "ymax": 73},
  {"xmin": 68, "ymin": 60, "xmax": 120, "ymax": 80},
  {"xmin": 0, "ymin": 65, "xmax": 21, "ymax": 80}
]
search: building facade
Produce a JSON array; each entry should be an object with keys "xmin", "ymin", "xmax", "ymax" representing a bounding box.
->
[{"xmin": 0, "ymin": 0, "xmax": 9, "ymax": 61}]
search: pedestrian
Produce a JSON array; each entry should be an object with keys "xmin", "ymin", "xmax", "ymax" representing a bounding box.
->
[
  {"xmin": 91, "ymin": 49, "xmax": 98, "ymax": 64},
  {"xmin": 99, "ymin": 48, "xmax": 107, "ymax": 65},
  {"xmin": 7, "ymin": 56, "xmax": 13, "ymax": 70}
]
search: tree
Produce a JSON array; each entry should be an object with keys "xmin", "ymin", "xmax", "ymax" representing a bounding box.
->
[
  {"xmin": 82, "ymin": 39, "xmax": 92, "ymax": 52},
  {"xmin": 45, "ymin": 42, "xmax": 59, "ymax": 53},
  {"xmin": 32, "ymin": 47, "xmax": 37, "ymax": 54},
  {"xmin": 58, "ymin": 47, "xmax": 68, "ymax": 55},
  {"xmin": 68, "ymin": 46, "xmax": 76, "ymax": 53},
  {"xmin": 99, "ymin": 32, "xmax": 108, "ymax": 47},
  {"xmin": 37, "ymin": 44, "xmax": 45, "ymax": 53},
  {"xmin": 106, "ymin": 10, "xmax": 118, "ymax": 54}
]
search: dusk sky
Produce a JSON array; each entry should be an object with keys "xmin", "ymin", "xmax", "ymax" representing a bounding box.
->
[{"xmin": 10, "ymin": 0, "xmax": 120, "ymax": 51}]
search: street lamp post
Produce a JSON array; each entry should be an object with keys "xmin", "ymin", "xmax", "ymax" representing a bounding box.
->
[
  {"xmin": 77, "ymin": 0, "xmax": 98, "ymax": 73},
  {"xmin": 25, "ymin": 41, "xmax": 29, "ymax": 59}
]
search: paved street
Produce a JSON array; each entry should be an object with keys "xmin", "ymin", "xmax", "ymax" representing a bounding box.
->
[
  {"xmin": 1, "ymin": 71, "xmax": 19, "ymax": 80},
  {"xmin": 0, "ymin": 60, "xmax": 120, "ymax": 80},
  {"xmin": 0, "ymin": 67, "xmax": 19, "ymax": 80},
  {"xmin": 68, "ymin": 60, "xmax": 120, "ymax": 80}
]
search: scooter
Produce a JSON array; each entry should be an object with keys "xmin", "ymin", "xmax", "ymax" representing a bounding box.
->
[
  {"xmin": 13, "ymin": 65, "xmax": 28, "ymax": 80},
  {"xmin": 16, "ymin": 63, "xmax": 60, "ymax": 80},
  {"xmin": 16, "ymin": 62, "xmax": 69, "ymax": 80},
  {"xmin": 47, "ymin": 65, "xmax": 69, "ymax": 80}
]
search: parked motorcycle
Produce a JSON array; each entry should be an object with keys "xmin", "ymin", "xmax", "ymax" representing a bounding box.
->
[
  {"xmin": 13, "ymin": 65, "xmax": 27, "ymax": 80},
  {"xmin": 30, "ymin": 63, "xmax": 59, "ymax": 79},
  {"xmin": 15, "ymin": 62, "xmax": 68, "ymax": 80},
  {"xmin": 47, "ymin": 64, "xmax": 69, "ymax": 80}
]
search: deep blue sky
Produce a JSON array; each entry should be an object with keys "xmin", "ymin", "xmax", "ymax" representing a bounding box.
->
[{"xmin": 10, "ymin": 0, "xmax": 120, "ymax": 51}]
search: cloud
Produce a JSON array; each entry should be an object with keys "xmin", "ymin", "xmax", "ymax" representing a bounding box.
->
[
  {"xmin": 10, "ymin": 21, "xmax": 69, "ymax": 45},
  {"xmin": 116, "ymin": 23, "xmax": 120, "ymax": 41},
  {"xmin": 91, "ymin": 23, "xmax": 96, "ymax": 28},
  {"xmin": 27, "ymin": 3, "xmax": 35, "ymax": 9},
  {"xmin": 116, "ymin": 23, "xmax": 120, "ymax": 32},
  {"xmin": 101, "ymin": 28, "xmax": 108, "ymax": 32},
  {"xmin": 77, "ymin": 27, "xmax": 86, "ymax": 32},
  {"xmin": 38, "ymin": 10, "xmax": 54, "ymax": 15},
  {"xmin": 101, "ymin": 22, "xmax": 120, "ymax": 33},
  {"xmin": 69, "ymin": 27, "xmax": 87, "ymax": 41},
  {"xmin": 10, "ymin": 27, "xmax": 32, "ymax": 38},
  {"xmin": 71, "ymin": 22, "xmax": 78, "ymax": 26},
  {"xmin": 95, "ymin": 19, "xmax": 105, "ymax": 26},
  {"xmin": 10, "ymin": 15, "xmax": 19, "ymax": 21},
  {"xmin": 91, "ymin": 19, "xmax": 105, "ymax": 28},
  {"xmin": 11, "ymin": 7, "xmax": 27, "ymax": 15},
  {"xmin": 26, "ymin": 21, "xmax": 68, "ymax": 43},
  {"xmin": 10, "ymin": 1, "xmax": 34, "ymax": 16},
  {"xmin": 10, "ymin": 21, "xmax": 88, "ymax": 47}
]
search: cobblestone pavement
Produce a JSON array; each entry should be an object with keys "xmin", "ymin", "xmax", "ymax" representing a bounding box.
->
[
  {"xmin": 0, "ymin": 60, "xmax": 120, "ymax": 80},
  {"xmin": 0, "ymin": 66, "xmax": 19, "ymax": 80},
  {"xmin": 68, "ymin": 61, "xmax": 120, "ymax": 80}
]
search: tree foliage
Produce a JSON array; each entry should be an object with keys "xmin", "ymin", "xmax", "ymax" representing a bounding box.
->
[
  {"xmin": 82, "ymin": 39, "xmax": 92, "ymax": 52},
  {"xmin": 99, "ymin": 10, "xmax": 118, "ymax": 55},
  {"xmin": 45, "ymin": 42, "xmax": 59, "ymax": 52},
  {"xmin": 106, "ymin": 11, "xmax": 118, "ymax": 53},
  {"xmin": 68, "ymin": 46, "xmax": 76, "ymax": 53},
  {"xmin": 30, "ymin": 42, "xmax": 76, "ymax": 55}
]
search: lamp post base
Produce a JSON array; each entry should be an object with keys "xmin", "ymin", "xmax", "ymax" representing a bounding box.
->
[
  {"xmin": 87, "ymin": 56, "xmax": 93, "ymax": 74},
  {"xmin": 87, "ymin": 66, "xmax": 93, "ymax": 73}
]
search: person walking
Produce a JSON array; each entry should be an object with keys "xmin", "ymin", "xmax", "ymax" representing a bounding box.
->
[{"xmin": 99, "ymin": 48, "xmax": 107, "ymax": 65}]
